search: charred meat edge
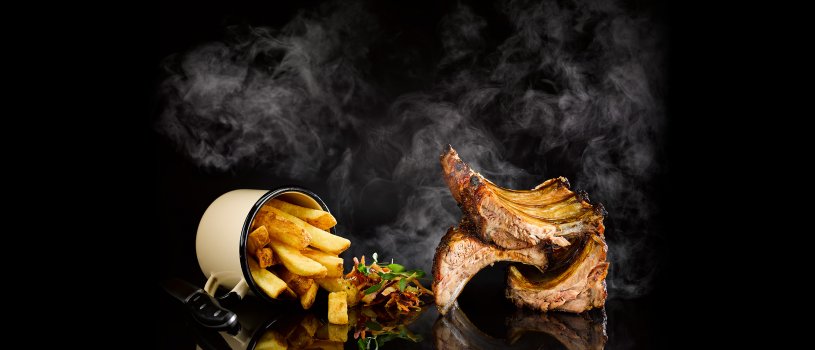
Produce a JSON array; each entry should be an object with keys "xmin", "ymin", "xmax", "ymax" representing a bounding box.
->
[{"xmin": 440, "ymin": 145, "xmax": 605, "ymax": 250}]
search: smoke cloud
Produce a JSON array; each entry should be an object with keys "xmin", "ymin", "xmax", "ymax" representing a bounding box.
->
[{"xmin": 158, "ymin": 0, "xmax": 665, "ymax": 298}]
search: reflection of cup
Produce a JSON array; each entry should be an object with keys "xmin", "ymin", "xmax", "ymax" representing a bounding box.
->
[{"xmin": 196, "ymin": 187, "xmax": 335, "ymax": 302}]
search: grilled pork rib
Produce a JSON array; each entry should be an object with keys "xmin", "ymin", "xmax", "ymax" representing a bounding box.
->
[
  {"xmin": 440, "ymin": 145, "xmax": 605, "ymax": 249},
  {"xmin": 432, "ymin": 225, "xmax": 548, "ymax": 315},
  {"xmin": 506, "ymin": 234, "xmax": 609, "ymax": 313},
  {"xmin": 434, "ymin": 145, "xmax": 608, "ymax": 314}
]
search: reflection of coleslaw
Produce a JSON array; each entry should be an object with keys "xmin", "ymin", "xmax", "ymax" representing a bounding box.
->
[
  {"xmin": 351, "ymin": 304, "xmax": 427, "ymax": 350},
  {"xmin": 345, "ymin": 253, "xmax": 434, "ymax": 313},
  {"xmin": 356, "ymin": 324, "xmax": 422, "ymax": 350}
]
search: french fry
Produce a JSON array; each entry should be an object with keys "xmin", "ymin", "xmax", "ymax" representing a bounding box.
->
[
  {"xmin": 302, "ymin": 248, "xmax": 344, "ymax": 278},
  {"xmin": 256, "ymin": 207, "xmax": 311, "ymax": 249},
  {"xmin": 300, "ymin": 282, "xmax": 319, "ymax": 310},
  {"xmin": 277, "ymin": 267, "xmax": 316, "ymax": 296},
  {"xmin": 315, "ymin": 278, "xmax": 360, "ymax": 306},
  {"xmin": 266, "ymin": 198, "xmax": 338, "ymax": 230},
  {"xmin": 314, "ymin": 278, "xmax": 345, "ymax": 292},
  {"xmin": 254, "ymin": 330, "xmax": 288, "ymax": 350},
  {"xmin": 261, "ymin": 206, "xmax": 350, "ymax": 254},
  {"xmin": 307, "ymin": 226, "xmax": 350, "ymax": 255},
  {"xmin": 256, "ymin": 247, "xmax": 275, "ymax": 268},
  {"xmin": 248, "ymin": 258, "xmax": 287, "ymax": 298},
  {"xmin": 247, "ymin": 226, "xmax": 271, "ymax": 253},
  {"xmin": 305, "ymin": 340, "xmax": 343, "ymax": 350},
  {"xmin": 345, "ymin": 284, "xmax": 360, "ymax": 307},
  {"xmin": 269, "ymin": 239, "xmax": 327, "ymax": 278},
  {"xmin": 327, "ymin": 292, "xmax": 348, "ymax": 325},
  {"xmin": 327, "ymin": 324, "xmax": 348, "ymax": 343}
]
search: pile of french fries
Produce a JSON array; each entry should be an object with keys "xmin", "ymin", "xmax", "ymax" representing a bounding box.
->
[{"xmin": 247, "ymin": 198, "xmax": 358, "ymax": 324}]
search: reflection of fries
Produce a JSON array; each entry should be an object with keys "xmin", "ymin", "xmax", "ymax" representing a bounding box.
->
[
  {"xmin": 307, "ymin": 340, "xmax": 343, "ymax": 350},
  {"xmin": 269, "ymin": 239, "xmax": 327, "ymax": 278},
  {"xmin": 266, "ymin": 198, "xmax": 337, "ymax": 230},
  {"xmin": 347, "ymin": 307, "xmax": 359, "ymax": 326},
  {"xmin": 247, "ymin": 226, "xmax": 271, "ymax": 253},
  {"xmin": 302, "ymin": 248, "xmax": 343, "ymax": 278},
  {"xmin": 300, "ymin": 314, "xmax": 320, "ymax": 337},
  {"xmin": 288, "ymin": 325, "xmax": 314, "ymax": 349},
  {"xmin": 328, "ymin": 291, "xmax": 348, "ymax": 325},
  {"xmin": 248, "ymin": 258, "xmax": 287, "ymax": 298},
  {"xmin": 327, "ymin": 324, "xmax": 348, "ymax": 342},
  {"xmin": 314, "ymin": 324, "xmax": 328, "ymax": 340},
  {"xmin": 256, "ymin": 207, "xmax": 311, "ymax": 249},
  {"xmin": 253, "ymin": 329, "xmax": 287, "ymax": 350},
  {"xmin": 300, "ymin": 282, "xmax": 319, "ymax": 310}
]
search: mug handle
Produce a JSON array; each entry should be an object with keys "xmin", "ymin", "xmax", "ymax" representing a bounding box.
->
[{"xmin": 204, "ymin": 272, "xmax": 250, "ymax": 304}]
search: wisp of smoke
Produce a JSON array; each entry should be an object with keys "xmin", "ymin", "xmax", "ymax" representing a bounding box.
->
[{"xmin": 158, "ymin": 0, "xmax": 664, "ymax": 298}]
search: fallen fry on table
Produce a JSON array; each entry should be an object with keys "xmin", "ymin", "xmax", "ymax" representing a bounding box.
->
[{"xmin": 328, "ymin": 291, "xmax": 348, "ymax": 325}]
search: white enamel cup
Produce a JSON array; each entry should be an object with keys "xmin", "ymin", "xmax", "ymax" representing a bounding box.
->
[{"xmin": 196, "ymin": 186, "xmax": 335, "ymax": 302}]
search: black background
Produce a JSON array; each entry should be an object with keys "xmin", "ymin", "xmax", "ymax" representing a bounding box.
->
[{"xmin": 150, "ymin": 0, "xmax": 684, "ymax": 348}]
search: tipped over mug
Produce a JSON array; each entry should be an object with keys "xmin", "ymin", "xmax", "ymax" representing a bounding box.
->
[{"xmin": 196, "ymin": 186, "xmax": 335, "ymax": 302}]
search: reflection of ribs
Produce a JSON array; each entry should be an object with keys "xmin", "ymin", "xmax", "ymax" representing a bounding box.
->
[
  {"xmin": 507, "ymin": 309, "xmax": 607, "ymax": 350},
  {"xmin": 433, "ymin": 145, "xmax": 608, "ymax": 314},
  {"xmin": 433, "ymin": 304, "xmax": 607, "ymax": 350},
  {"xmin": 433, "ymin": 304, "xmax": 511, "ymax": 350}
]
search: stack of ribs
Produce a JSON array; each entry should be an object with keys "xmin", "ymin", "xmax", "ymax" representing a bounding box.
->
[{"xmin": 432, "ymin": 145, "xmax": 609, "ymax": 314}]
